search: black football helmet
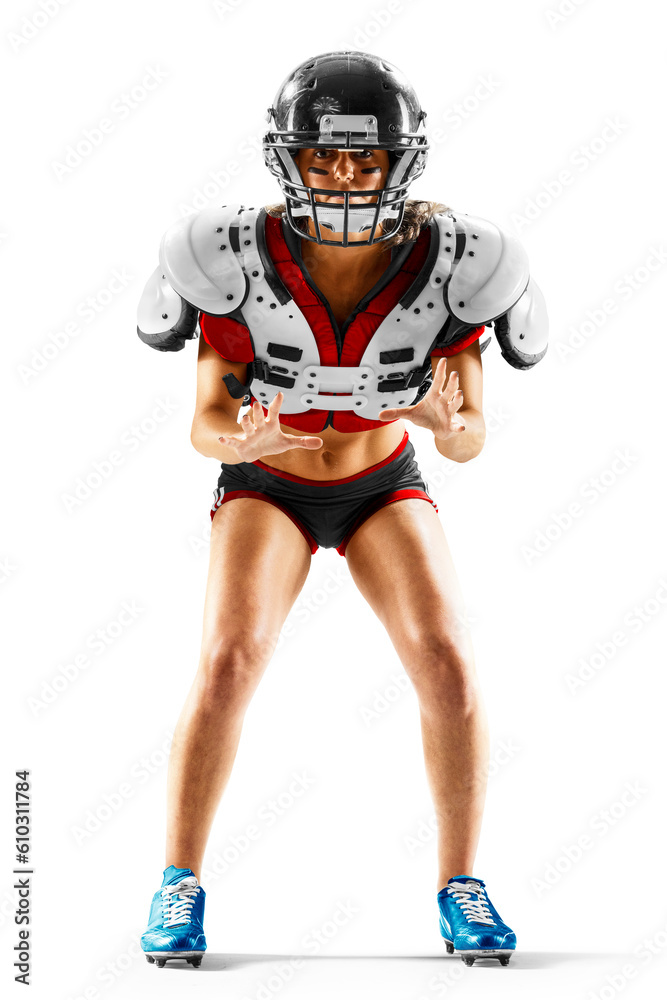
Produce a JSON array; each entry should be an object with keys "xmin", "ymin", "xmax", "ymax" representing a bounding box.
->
[{"xmin": 262, "ymin": 51, "xmax": 429, "ymax": 247}]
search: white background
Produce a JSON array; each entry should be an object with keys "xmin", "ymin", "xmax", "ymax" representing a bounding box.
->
[{"xmin": 2, "ymin": 0, "xmax": 666, "ymax": 997}]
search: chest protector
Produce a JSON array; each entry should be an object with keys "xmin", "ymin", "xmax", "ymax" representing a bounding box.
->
[{"xmin": 152, "ymin": 202, "xmax": 548, "ymax": 432}]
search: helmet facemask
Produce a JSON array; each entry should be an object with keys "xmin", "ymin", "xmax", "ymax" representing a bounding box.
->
[{"xmin": 264, "ymin": 113, "xmax": 429, "ymax": 247}]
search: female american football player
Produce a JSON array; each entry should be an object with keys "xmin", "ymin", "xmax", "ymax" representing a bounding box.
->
[{"xmin": 138, "ymin": 49, "xmax": 548, "ymax": 969}]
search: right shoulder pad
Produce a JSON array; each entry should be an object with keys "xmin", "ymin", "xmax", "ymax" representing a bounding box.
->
[
  {"xmin": 136, "ymin": 266, "xmax": 199, "ymax": 352},
  {"xmin": 159, "ymin": 203, "xmax": 249, "ymax": 316}
]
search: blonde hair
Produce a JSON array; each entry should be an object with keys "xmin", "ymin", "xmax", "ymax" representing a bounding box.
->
[{"xmin": 264, "ymin": 198, "xmax": 450, "ymax": 252}]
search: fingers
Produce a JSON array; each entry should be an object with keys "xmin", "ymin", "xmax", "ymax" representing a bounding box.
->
[
  {"xmin": 218, "ymin": 433, "xmax": 246, "ymax": 444},
  {"xmin": 448, "ymin": 385, "xmax": 464, "ymax": 410},
  {"xmin": 433, "ymin": 356, "xmax": 448, "ymax": 391},
  {"xmin": 378, "ymin": 407, "xmax": 414, "ymax": 421},
  {"xmin": 284, "ymin": 436, "xmax": 323, "ymax": 449},
  {"xmin": 273, "ymin": 426, "xmax": 323, "ymax": 449},
  {"xmin": 439, "ymin": 367, "xmax": 461, "ymax": 409},
  {"xmin": 237, "ymin": 399, "xmax": 267, "ymax": 431},
  {"xmin": 434, "ymin": 360, "xmax": 460, "ymax": 396},
  {"xmin": 267, "ymin": 391, "xmax": 284, "ymax": 417},
  {"xmin": 443, "ymin": 367, "xmax": 459, "ymax": 395}
]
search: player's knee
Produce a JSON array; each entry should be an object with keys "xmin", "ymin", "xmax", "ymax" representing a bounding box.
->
[
  {"xmin": 406, "ymin": 635, "xmax": 478, "ymax": 709},
  {"xmin": 198, "ymin": 636, "xmax": 273, "ymax": 701}
]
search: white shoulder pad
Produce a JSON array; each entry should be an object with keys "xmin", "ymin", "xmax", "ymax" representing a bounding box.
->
[
  {"xmin": 136, "ymin": 264, "xmax": 199, "ymax": 352},
  {"xmin": 493, "ymin": 276, "xmax": 549, "ymax": 369},
  {"xmin": 443, "ymin": 210, "xmax": 530, "ymax": 326},
  {"xmin": 137, "ymin": 265, "xmax": 185, "ymax": 334},
  {"xmin": 158, "ymin": 203, "xmax": 249, "ymax": 316}
]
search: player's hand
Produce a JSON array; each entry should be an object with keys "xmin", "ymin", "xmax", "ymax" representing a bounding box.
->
[
  {"xmin": 218, "ymin": 392, "xmax": 324, "ymax": 463},
  {"xmin": 377, "ymin": 357, "xmax": 466, "ymax": 441}
]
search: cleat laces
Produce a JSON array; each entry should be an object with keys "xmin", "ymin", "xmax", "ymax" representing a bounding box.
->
[
  {"xmin": 447, "ymin": 880, "xmax": 495, "ymax": 926},
  {"xmin": 160, "ymin": 876, "xmax": 201, "ymax": 928}
]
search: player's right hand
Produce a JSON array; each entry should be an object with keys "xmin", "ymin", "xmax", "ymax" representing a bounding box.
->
[{"xmin": 218, "ymin": 391, "xmax": 324, "ymax": 464}]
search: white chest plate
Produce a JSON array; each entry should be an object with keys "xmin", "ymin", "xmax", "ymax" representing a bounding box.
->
[{"xmin": 233, "ymin": 208, "xmax": 459, "ymax": 420}]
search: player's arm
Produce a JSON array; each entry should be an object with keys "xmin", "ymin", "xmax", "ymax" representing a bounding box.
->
[
  {"xmin": 190, "ymin": 335, "xmax": 250, "ymax": 464},
  {"xmin": 430, "ymin": 337, "xmax": 485, "ymax": 463}
]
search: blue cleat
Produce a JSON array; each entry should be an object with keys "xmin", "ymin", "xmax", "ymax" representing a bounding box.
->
[
  {"xmin": 141, "ymin": 865, "xmax": 207, "ymax": 968},
  {"xmin": 437, "ymin": 876, "xmax": 516, "ymax": 966}
]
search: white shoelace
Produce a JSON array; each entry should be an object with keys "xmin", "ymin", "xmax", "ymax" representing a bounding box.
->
[
  {"xmin": 161, "ymin": 876, "xmax": 201, "ymax": 927},
  {"xmin": 447, "ymin": 880, "xmax": 495, "ymax": 926}
]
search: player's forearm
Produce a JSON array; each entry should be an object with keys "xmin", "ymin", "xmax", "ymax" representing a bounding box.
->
[
  {"xmin": 190, "ymin": 406, "xmax": 247, "ymax": 464},
  {"xmin": 434, "ymin": 409, "xmax": 486, "ymax": 463}
]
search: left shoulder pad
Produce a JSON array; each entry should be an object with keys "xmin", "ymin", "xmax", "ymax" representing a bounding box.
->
[
  {"xmin": 493, "ymin": 276, "xmax": 549, "ymax": 369},
  {"xmin": 444, "ymin": 210, "xmax": 529, "ymax": 326},
  {"xmin": 158, "ymin": 203, "xmax": 249, "ymax": 316}
]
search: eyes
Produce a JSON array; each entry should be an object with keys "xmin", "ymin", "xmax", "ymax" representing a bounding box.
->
[{"xmin": 313, "ymin": 148, "xmax": 374, "ymax": 159}]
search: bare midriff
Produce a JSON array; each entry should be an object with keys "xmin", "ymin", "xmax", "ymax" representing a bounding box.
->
[{"xmin": 256, "ymin": 418, "xmax": 407, "ymax": 480}]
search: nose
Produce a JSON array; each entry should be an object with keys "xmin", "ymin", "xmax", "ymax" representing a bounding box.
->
[{"xmin": 332, "ymin": 152, "xmax": 356, "ymax": 182}]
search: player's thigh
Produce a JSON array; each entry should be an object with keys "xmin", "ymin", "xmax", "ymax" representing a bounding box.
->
[
  {"xmin": 202, "ymin": 497, "xmax": 312, "ymax": 670},
  {"xmin": 344, "ymin": 498, "xmax": 473, "ymax": 671}
]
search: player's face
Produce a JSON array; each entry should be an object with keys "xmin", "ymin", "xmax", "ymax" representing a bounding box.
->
[
  {"xmin": 293, "ymin": 147, "xmax": 390, "ymax": 202},
  {"xmin": 292, "ymin": 147, "xmax": 391, "ymax": 245}
]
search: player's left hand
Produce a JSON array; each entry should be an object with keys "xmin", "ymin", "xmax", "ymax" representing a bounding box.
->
[{"xmin": 377, "ymin": 357, "xmax": 466, "ymax": 441}]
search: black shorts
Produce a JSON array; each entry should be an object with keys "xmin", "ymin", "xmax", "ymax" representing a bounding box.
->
[{"xmin": 210, "ymin": 429, "xmax": 439, "ymax": 557}]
